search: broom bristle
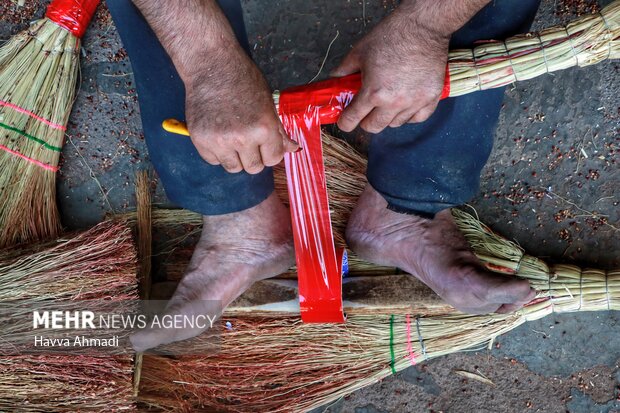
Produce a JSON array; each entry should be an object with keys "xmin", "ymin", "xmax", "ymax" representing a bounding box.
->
[
  {"xmin": 0, "ymin": 18, "xmax": 81, "ymax": 247},
  {"xmin": 0, "ymin": 220, "xmax": 139, "ymax": 411}
]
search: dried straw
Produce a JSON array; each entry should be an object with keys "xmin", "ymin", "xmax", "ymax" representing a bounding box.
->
[
  {"xmin": 133, "ymin": 170, "xmax": 152, "ymax": 397},
  {"xmin": 0, "ymin": 17, "xmax": 81, "ymax": 247},
  {"xmin": 135, "ymin": 170, "xmax": 152, "ymax": 300},
  {"xmin": 0, "ymin": 220, "xmax": 138, "ymax": 411}
]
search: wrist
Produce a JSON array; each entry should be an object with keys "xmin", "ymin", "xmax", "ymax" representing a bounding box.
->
[
  {"xmin": 398, "ymin": 0, "xmax": 491, "ymax": 36},
  {"xmin": 178, "ymin": 39, "xmax": 245, "ymax": 87}
]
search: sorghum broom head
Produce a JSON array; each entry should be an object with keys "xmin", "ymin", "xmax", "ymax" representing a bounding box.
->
[
  {"xmin": 0, "ymin": 219, "xmax": 138, "ymax": 411},
  {"xmin": 0, "ymin": 0, "xmax": 100, "ymax": 247},
  {"xmin": 138, "ymin": 210, "xmax": 619, "ymax": 413}
]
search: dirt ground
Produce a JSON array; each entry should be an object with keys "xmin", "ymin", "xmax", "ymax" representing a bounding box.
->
[{"xmin": 1, "ymin": 0, "xmax": 618, "ymax": 412}]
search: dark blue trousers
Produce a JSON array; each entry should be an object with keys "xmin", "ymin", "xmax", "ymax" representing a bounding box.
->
[{"xmin": 108, "ymin": 0, "xmax": 541, "ymax": 217}]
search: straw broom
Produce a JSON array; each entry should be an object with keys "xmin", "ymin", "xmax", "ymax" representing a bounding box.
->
[
  {"xmin": 266, "ymin": 0, "xmax": 620, "ymax": 104},
  {"xmin": 133, "ymin": 131, "xmax": 617, "ymax": 412},
  {"xmin": 138, "ymin": 211, "xmax": 618, "ymax": 413},
  {"xmin": 0, "ymin": 0, "xmax": 100, "ymax": 247},
  {"xmin": 0, "ymin": 220, "xmax": 138, "ymax": 411}
]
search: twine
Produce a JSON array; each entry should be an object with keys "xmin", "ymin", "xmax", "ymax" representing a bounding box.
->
[
  {"xmin": 470, "ymin": 48, "xmax": 483, "ymax": 91},
  {"xmin": 598, "ymin": 11, "xmax": 613, "ymax": 61},
  {"xmin": 605, "ymin": 269, "xmax": 611, "ymax": 311},
  {"xmin": 389, "ymin": 315, "xmax": 396, "ymax": 374},
  {"xmin": 537, "ymin": 33, "xmax": 551, "ymax": 74},
  {"xmin": 514, "ymin": 252, "xmax": 525, "ymax": 274},
  {"xmin": 548, "ymin": 271, "xmax": 556, "ymax": 313},
  {"xmin": 579, "ymin": 267, "xmax": 583, "ymax": 311},
  {"xmin": 0, "ymin": 121, "xmax": 63, "ymax": 152},
  {"xmin": 0, "ymin": 143, "xmax": 59, "ymax": 172},
  {"xmin": 503, "ymin": 39, "xmax": 520, "ymax": 82},
  {"xmin": 0, "ymin": 99, "xmax": 66, "ymax": 131},
  {"xmin": 415, "ymin": 316, "xmax": 427, "ymax": 361},
  {"xmin": 564, "ymin": 27, "xmax": 580, "ymax": 66},
  {"xmin": 405, "ymin": 314, "xmax": 416, "ymax": 366}
]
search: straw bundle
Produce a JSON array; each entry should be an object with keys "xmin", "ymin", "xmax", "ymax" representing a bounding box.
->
[
  {"xmin": 0, "ymin": 220, "xmax": 138, "ymax": 411},
  {"xmin": 446, "ymin": 0, "xmax": 620, "ymax": 96},
  {"xmin": 0, "ymin": 2, "xmax": 95, "ymax": 247}
]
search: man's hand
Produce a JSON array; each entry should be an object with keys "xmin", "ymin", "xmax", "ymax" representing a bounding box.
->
[
  {"xmin": 132, "ymin": 0, "xmax": 297, "ymax": 174},
  {"xmin": 333, "ymin": 0, "xmax": 491, "ymax": 134},
  {"xmin": 185, "ymin": 48, "xmax": 298, "ymax": 174}
]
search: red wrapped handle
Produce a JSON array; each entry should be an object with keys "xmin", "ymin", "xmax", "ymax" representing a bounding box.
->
[
  {"xmin": 279, "ymin": 68, "xmax": 451, "ymax": 124},
  {"xmin": 46, "ymin": 0, "xmax": 100, "ymax": 38}
]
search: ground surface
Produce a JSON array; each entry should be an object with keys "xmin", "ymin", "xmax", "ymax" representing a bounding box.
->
[{"xmin": 1, "ymin": 0, "xmax": 618, "ymax": 412}]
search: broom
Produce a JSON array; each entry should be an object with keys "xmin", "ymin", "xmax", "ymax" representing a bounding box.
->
[
  {"xmin": 0, "ymin": 220, "xmax": 138, "ymax": 411},
  {"xmin": 0, "ymin": 0, "xmax": 100, "ymax": 247},
  {"xmin": 134, "ymin": 131, "xmax": 617, "ymax": 412},
  {"xmin": 138, "ymin": 210, "xmax": 618, "ymax": 413}
]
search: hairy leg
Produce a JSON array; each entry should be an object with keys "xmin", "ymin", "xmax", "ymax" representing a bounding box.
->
[{"xmin": 347, "ymin": 185, "xmax": 535, "ymax": 314}]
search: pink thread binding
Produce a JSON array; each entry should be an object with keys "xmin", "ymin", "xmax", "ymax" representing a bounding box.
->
[
  {"xmin": 0, "ymin": 100, "xmax": 67, "ymax": 131},
  {"xmin": 0, "ymin": 144, "xmax": 59, "ymax": 172},
  {"xmin": 406, "ymin": 314, "xmax": 417, "ymax": 366}
]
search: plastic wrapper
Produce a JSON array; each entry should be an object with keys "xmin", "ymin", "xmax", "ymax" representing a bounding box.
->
[
  {"xmin": 278, "ymin": 70, "xmax": 451, "ymax": 122},
  {"xmin": 46, "ymin": 0, "xmax": 100, "ymax": 38},
  {"xmin": 279, "ymin": 105, "xmax": 347, "ymax": 323}
]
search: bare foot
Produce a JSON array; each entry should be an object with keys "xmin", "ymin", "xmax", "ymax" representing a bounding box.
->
[
  {"xmin": 131, "ymin": 192, "xmax": 294, "ymax": 351},
  {"xmin": 346, "ymin": 185, "xmax": 535, "ymax": 314}
]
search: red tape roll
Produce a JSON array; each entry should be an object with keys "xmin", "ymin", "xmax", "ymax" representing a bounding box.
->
[
  {"xmin": 278, "ymin": 71, "xmax": 450, "ymax": 323},
  {"xmin": 46, "ymin": 0, "xmax": 101, "ymax": 38}
]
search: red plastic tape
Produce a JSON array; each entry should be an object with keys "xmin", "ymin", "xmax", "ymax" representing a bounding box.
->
[
  {"xmin": 441, "ymin": 65, "xmax": 451, "ymax": 99},
  {"xmin": 46, "ymin": 0, "xmax": 100, "ymax": 38},
  {"xmin": 279, "ymin": 71, "xmax": 451, "ymax": 323},
  {"xmin": 279, "ymin": 105, "xmax": 346, "ymax": 323},
  {"xmin": 279, "ymin": 69, "xmax": 451, "ymax": 126},
  {"xmin": 279, "ymin": 73, "xmax": 362, "ymax": 124}
]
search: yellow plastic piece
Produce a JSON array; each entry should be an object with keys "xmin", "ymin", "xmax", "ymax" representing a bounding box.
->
[{"xmin": 162, "ymin": 119, "xmax": 190, "ymax": 136}]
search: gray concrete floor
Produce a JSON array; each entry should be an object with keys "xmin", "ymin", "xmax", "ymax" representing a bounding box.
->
[{"xmin": 1, "ymin": 0, "xmax": 619, "ymax": 412}]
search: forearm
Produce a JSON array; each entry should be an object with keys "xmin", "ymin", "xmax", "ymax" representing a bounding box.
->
[
  {"xmin": 132, "ymin": 0, "xmax": 241, "ymax": 83},
  {"xmin": 400, "ymin": 0, "xmax": 491, "ymax": 35}
]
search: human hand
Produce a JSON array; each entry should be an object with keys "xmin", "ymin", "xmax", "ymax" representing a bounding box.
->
[
  {"xmin": 332, "ymin": 5, "xmax": 451, "ymax": 133},
  {"xmin": 184, "ymin": 47, "xmax": 298, "ymax": 174}
]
